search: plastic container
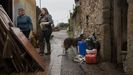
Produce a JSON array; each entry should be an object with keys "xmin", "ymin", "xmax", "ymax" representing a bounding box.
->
[
  {"xmin": 78, "ymin": 40, "xmax": 87, "ymax": 56},
  {"xmin": 92, "ymin": 49, "xmax": 97, "ymax": 54},
  {"xmin": 86, "ymin": 49, "xmax": 97, "ymax": 54},
  {"xmin": 85, "ymin": 53, "xmax": 97, "ymax": 64}
]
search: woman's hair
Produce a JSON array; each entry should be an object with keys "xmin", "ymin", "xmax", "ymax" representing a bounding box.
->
[
  {"xmin": 42, "ymin": 8, "xmax": 49, "ymax": 15},
  {"xmin": 18, "ymin": 8, "xmax": 25, "ymax": 11}
]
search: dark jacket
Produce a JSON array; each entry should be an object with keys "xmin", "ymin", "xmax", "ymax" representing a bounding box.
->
[
  {"xmin": 17, "ymin": 15, "xmax": 33, "ymax": 31},
  {"xmin": 38, "ymin": 14, "xmax": 53, "ymax": 31}
]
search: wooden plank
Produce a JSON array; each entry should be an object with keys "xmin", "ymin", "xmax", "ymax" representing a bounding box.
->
[
  {"xmin": 0, "ymin": 5, "xmax": 45, "ymax": 72},
  {"xmin": 11, "ymin": 59, "xmax": 20, "ymax": 72},
  {"xmin": 0, "ymin": 25, "xmax": 6, "ymax": 47},
  {"xmin": 0, "ymin": 34, "xmax": 4, "ymax": 47},
  {"xmin": 0, "ymin": 5, "xmax": 13, "ymax": 30},
  {"xmin": 3, "ymin": 36, "xmax": 9, "ymax": 56},
  {"xmin": 11, "ymin": 27, "xmax": 46, "ymax": 71},
  {"xmin": 0, "ymin": 17, "xmax": 31, "ymax": 72}
]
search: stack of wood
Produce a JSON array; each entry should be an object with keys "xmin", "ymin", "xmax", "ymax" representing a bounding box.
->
[{"xmin": 0, "ymin": 5, "xmax": 45, "ymax": 73}]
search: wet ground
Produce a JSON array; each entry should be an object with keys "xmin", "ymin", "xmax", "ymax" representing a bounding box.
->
[
  {"xmin": 43, "ymin": 30, "xmax": 127, "ymax": 75},
  {"xmin": 41, "ymin": 30, "xmax": 85, "ymax": 75},
  {"xmin": 6, "ymin": 30, "xmax": 127, "ymax": 75},
  {"xmin": 37, "ymin": 30, "xmax": 69, "ymax": 75}
]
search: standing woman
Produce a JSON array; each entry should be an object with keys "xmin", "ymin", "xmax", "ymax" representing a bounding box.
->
[
  {"xmin": 38, "ymin": 8, "xmax": 53, "ymax": 55},
  {"xmin": 17, "ymin": 8, "xmax": 33, "ymax": 38}
]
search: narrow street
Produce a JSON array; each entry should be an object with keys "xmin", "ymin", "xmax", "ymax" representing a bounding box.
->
[
  {"xmin": 37, "ymin": 30, "xmax": 127, "ymax": 75},
  {"xmin": 1, "ymin": 0, "xmax": 133, "ymax": 75},
  {"xmin": 38, "ymin": 30, "xmax": 84, "ymax": 75},
  {"xmin": 47, "ymin": 30, "xmax": 68, "ymax": 75},
  {"xmin": 36, "ymin": 30, "xmax": 67, "ymax": 75}
]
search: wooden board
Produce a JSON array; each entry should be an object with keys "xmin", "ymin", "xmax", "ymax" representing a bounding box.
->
[
  {"xmin": 0, "ymin": 5, "xmax": 45, "ymax": 71},
  {"xmin": 0, "ymin": 5, "xmax": 13, "ymax": 30},
  {"xmin": 11, "ymin": 27, "xmax": 45, "ymax": 71}
]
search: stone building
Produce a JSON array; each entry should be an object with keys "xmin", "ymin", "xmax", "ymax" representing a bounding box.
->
[
  {"xmin": 127, "ymin": 0, "xmax": 133, "ymax": 74},
  {"xmin": 69, "ymin": 6, "xmax": 82, "ymax": 37},
  {"xmin": 70, "ymin": 0, "xmax": 112, "ymax": 62},
  {"xmin": 0, "ymin": 0, "xmax": 37, "ymax": 31},
  {"xmin": 70, "ymin": 0, "xmax": 133, "ymax": 74}
]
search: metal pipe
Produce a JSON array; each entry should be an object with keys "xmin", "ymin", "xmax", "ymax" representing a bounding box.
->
[{"xmin": 40, "ymin": 0, "xmax": 41, "ymax": 8}]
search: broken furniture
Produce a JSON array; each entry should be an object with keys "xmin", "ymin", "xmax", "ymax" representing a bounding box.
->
[{"xmin": 0, "ymin": 5, "xmax": 45, "ymax": 73}]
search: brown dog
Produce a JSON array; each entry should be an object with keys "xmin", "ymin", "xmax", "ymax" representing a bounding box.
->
[
  {"xmin": 30, "ymin": 31, "xmax": 39, "ymax": 48},
  {"xmin": 63, "ymin": 37, "xmax": 78, "ymax": 51},
  {"xmin": 63, "ymin": 34, "xmax": 85, "ymax": 52}
]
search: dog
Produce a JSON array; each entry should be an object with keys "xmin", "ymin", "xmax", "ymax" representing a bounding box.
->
[
  {"xmin": 29, "ymin": 31, "xmax": 39, "ymax": 48},
  {"xmin": 63, "ymin": 37, "xmax": 78, "ymax": 51},
  {"xmin": 63, "ymin": 34, "xmax": 86, "ymax": 55},
  {"xmin": 63, "ymin": 34, "xmax": 100, "ymax": 54},
  {"xmin": 62, "ymin": 37, "xmax": 79, "ymax": 56}
]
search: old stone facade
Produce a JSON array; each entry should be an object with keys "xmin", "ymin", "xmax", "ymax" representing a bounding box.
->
[
  {"xmin": 70, "ymin": 0, "xmax": 133, "ymax": 74},
  {"xmin": 0, "ymin": 0, "xmax": 37, "ymax": 31},
  {"xmin": 127, "ymin": 0, "xmax": 133, "ymax": 74},
  {"xmin": 80, "ymin": 0, "xmax": 112, "ymax": 62},
  {"xmin": 70, "ymin": 0, "xmax": 112, "ymax": 61},
  {"xmin": 13, "ymin": 0, "xmax": 37, "ymax": 31},
  {"xmin": 69, "ymin": 6, "xmax": 82, "ymax": 37}
]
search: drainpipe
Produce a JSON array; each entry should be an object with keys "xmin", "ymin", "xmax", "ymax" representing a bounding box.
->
[
  {"xmin": 40, "ymin": 0, "xmax": 41, "ymax": 8},
  {"xmin": 12, "ymin": 0, "xmax": 16, "ymax": 26}
]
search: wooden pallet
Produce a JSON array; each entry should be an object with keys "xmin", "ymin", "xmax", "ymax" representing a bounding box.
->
[{"xmin": 0, "ymin": 5, "xmax": 45, "ymax": 72}]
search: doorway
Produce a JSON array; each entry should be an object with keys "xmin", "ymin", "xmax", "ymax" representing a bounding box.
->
[
  {"xmin": 0, "ymin": 0, "xmax": 13, "ymax": 20},
  {"xmin": 110, "ymin": 0, "xmax": 128, "ymax": 64}
]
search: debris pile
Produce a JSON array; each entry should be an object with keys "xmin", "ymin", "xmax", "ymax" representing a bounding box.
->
[{"xmin": 0, "ymin": 5, "xmax": 45, "ymax": 73}]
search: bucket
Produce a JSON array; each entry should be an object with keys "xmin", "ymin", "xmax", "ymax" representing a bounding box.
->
[{"xmin": 78, "ymin": 40, "xmax": 87, "ymax": 56}]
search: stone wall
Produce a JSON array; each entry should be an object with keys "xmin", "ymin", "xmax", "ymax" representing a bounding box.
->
[
  {"xmin": 69, "ymin": 6, "xmax": 82, "ymax": 37},
  {"xmin": 79, "ymin": 0, "xmax": 111, "ymax": 61},
  {"xmin": 13, "ymin": 0, "xmax": 36, "ymax": 31},
  {"xmin": 70, "ymin": 0, "xmax": 133, "ymax": 74},
  {"xmin": 127, "ymin": 0, "xmax": 133, "ymax": 74}
]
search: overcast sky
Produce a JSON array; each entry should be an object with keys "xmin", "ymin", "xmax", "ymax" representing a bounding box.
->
[{"xmin": 36, "ymin": 0, "xmax": 75, "ymax": 25}]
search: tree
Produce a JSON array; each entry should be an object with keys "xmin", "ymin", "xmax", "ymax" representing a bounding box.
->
[{"xmin": 57, "ymin": 22, "xmax": 69, "ymax": 29}]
